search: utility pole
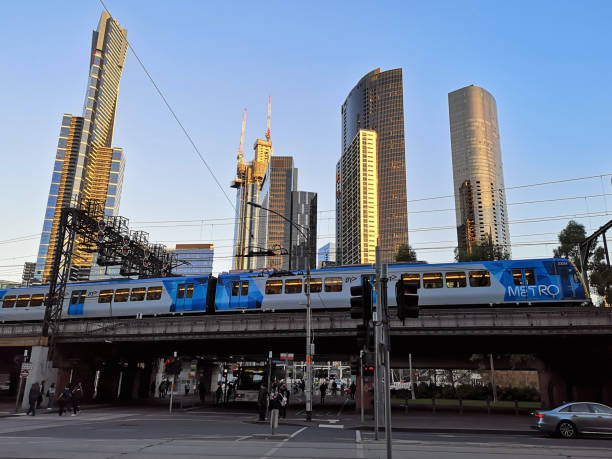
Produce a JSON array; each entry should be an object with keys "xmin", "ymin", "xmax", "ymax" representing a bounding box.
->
[
  {"xmin": 360, "ymin": 349, "xmax": 365, "ymax": 423},
  {"xmin": 409, "ymin": 353, "xmax": 415, "ymax": 400},
  {"xmin": 380, "ymin": 262, "xmax": 392, "ymax": 459},
  {"xmin": 374, "ymin": 247, "xmax": 381, "ymax": 440}
]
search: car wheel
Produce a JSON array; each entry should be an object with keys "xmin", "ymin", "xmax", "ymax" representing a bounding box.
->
[{"xmin": 558, "ymin": 421, "xmax": 576, "ymax": 439}]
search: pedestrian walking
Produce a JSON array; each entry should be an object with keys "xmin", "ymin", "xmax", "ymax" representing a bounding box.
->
[
  {"xmin": 159, "ymin": 380, "xmax": 166, "ymax": 398},
  {"xmin": 257, "ymin": 383, "xmax": 268, "ymax": 421},
  {"xmin": 349, "ymin": 381, "xmax": 356, "ymax": 400},
  {"xmin": 197, "ymin": 379, "xmax": 206, "ymax": 403},
  {"xmin": 37, "ymin": 381, "xmax": 45, "ymax": 409},
  {"xmin": 26, "ymin": 382, "xmax": 41, "ymax": 416},
  {"xmin": 215, "ymin": 383, "xmax": 223, "ymax": 405},
  {"xmin": 331, "ymin": 380, "xmax": 337, "ymax": 396},
  {"xmin": 46, "ymin": 383, "xmax": 56, "ymax": 409},
  {"xmin": 319, "ymin": 380, "xmax": 327, "ymax": 405},
  {"xmin": 57, "ymin": 385, "xmax": 72, "ymax": 416},
  {"xmin": 279, "ymin": 383, "xmax": 289, "ymax": 419},
  {"xmin": 71, "ymin": 382, "xmax": 83, "ymax": 416},
  {"xmin": 150, "ymin": 380, "xmax": 156, "ymax": 397}
]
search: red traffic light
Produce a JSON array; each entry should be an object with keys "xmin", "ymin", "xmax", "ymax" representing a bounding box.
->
[
  {"xmin": 122, "ymin": 236, "xmax": 130, "ymax": 246},
  {"xmin": 97, "ymin": 232, "xmax": 104, "ymax": 242},
  {"xmin": 98, "ymin": 220, "xmax": 106, "ymax": 231},
  {"xmin": 144, "ymin": 249, "xmax": 151, "ymax": 259},
  {"xmin": 121, "ymin": 247, "xmax": 129, "ymax": 256}
]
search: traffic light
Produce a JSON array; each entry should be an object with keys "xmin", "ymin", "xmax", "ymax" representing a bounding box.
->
[
  {"xmin": 396, "ymin": 279, "xmax": 419, "ymax": 323},
  {"xmin": 121, "ymin": 236, "xmax": 130, "ymax": 256},
  {"xmin": 350, "ymin": 278, "xmax": 373, "ymax": 320},
  {"xmin": 356, "ymin": 324, "xmax": 368, "ymax": 349},
  {"xmin": 97, "ymin": 220, "xmax": 106, "ymax": 242},
  {"xmin": 165, "ymin": 359, "xmax": 182, "ymax": 375},
  {"xmin": 363, "ymin": 362, "xmax": 375, "ymax": 376}
]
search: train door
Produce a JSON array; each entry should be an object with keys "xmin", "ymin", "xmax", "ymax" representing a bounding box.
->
[
  {"xmin": 68, "ymin": 289, "xmax": 86, "ymax": 315},
  {"xmin": 229, "ymin": 280, "xmax": 250, "ymax": 309},
  {"xmin": 510, "ymin": 268, "xmax": 537, "ymax": 301},
  {"xmin": 556, "ymin": 265, "xmax": 575, "ymax": 299},
  {"xmin": 175, "ymin": 282, "xmax": 195, "ymax": 311}
]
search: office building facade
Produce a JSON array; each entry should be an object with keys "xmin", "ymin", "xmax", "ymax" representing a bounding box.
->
[
  {"xmin": 34, "ymin": 12, "xmax": 128, "ymax": 282},
  {"xmin": 290, "ymin": 191, "xmax": 317, "ymax": 271},
  {"xmin": 341, "ymin": 68, "xmax": 408, "ymax": 263},
  {"xmin": 171, "ymin": 244, "xmax": 214, "ymax": 276},
  {"xmin": 448, "ymin": 85, "xmax": 510, "ymax": 253},
  {"xmin": 318, "ymin": 242, "xmax": 336, "ymax": 268},
  {"xmin": 336, "ymin": 129, "xmax": 378, "ymax": 265}
]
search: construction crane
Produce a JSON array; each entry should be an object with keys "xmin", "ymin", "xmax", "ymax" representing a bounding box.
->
[{"xmin": 265, "ymin": 96, "xmax": 271, "ymax": 141}]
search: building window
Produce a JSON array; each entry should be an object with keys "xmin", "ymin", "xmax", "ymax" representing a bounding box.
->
[
  {"xmin": 99, "ymin": 290, "xmax": 113, "ymax": 303},
  {"xmin": 446, "ymin": 272, "xmax": 467, "ymax": 288},
  {"xmin": 114, "ymin": 289, "xmax": 130, "ymax": 302},
  {"xmin": 130, "ymin": 287, "xmax": 146, "ymax": 302},
  {"xmin": 469, "ymin": 271, "xmax": 491, "ymax": 287},
  {"xmin": 423, "ymin": 273, "xmax": 443, "ymax": 289},
  {"xmin": 285, "ymin": 279, "xmax": 302, "ymax": 294},
  {"xmin": 265, "ymin": 280, "xmax": 283, "ymax": 295},
  {"xmin": 324, "ymin": 277, "xmax": 343, "ymax": 292},
  {"xmin": 147, "ymin": 286, "xmax": 162, "ymax": 301}
]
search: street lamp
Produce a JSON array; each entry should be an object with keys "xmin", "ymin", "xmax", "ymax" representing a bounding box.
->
[{"xmin": 247, "ymin": 201, "xmax": 313, "ymax": 421}]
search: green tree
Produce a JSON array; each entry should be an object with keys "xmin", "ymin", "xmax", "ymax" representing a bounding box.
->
[
  {"xmin": 395, "ymin": 244, "xmax": 417, "ymax": 262},
  {"xmin": 553, "ymin": 220, "xmax": 586, "ymax": 270},
  {"xmin": 454, "ymin": 234, "xmax": 510, "ymax": 262},
  {"xmin": 589, "ymin": 246, "xmax": 612, "ymax": 306}
]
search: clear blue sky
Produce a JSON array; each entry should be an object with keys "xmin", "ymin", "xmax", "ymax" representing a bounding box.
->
[{"xmin": 1, "ymin": 0, "xmax": 611, "ymax": 281}]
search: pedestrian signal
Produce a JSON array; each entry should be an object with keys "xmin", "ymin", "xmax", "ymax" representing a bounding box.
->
[
  {"xmin": 350, "ymin": 278, "xmax": 373, "ymax": 320},
  {"xmin": 396, "ymin": 279, "xmax": 419, "ymax": 323}
]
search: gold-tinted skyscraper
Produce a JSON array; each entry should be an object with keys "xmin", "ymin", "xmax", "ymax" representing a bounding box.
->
[
  {"xmin": 340, "ymin": 68, "xmax": 408, "ymax": 263},
  {"xmin": 34, "ymin": 12, "xmax": 127, "ymax": 282},
  {"xmin": 448, "ymin": 85, "xmax": 510, "ymax": 254},
  {"xmin": 336, "ymin": 130, "xmax": 379, "ymax": 265}
]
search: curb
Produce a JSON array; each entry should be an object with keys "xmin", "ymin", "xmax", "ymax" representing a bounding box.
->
[{"xmin": 352, "ymin": 425, "xmax": 536, "ymax": 436}]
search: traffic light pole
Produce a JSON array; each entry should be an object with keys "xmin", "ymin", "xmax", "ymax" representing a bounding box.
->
[
  {"xmin": 374, "ymin": 249, "xmax": 381, "ymax": 441},
  {"xmin": 381, "ymin": 263, "xmax": 393, "ymax": 459},
  {"xmin": 360, "ymin": 349, "xmax": 364, "ymax": 424}
]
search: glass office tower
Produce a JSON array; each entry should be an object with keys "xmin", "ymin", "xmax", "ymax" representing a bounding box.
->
[
  {"xmin": 340, "ymin": 68, "xmax": 408, "ymax": 263},
  {"xmin": 448, "ymin": 85, "xmax": 510, "ymax": 254}
]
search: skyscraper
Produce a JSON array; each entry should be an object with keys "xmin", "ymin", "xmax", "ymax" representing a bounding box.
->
[
  {"xmin": 34, "ymin": 12, "xmax": 128, "ymax": 282},
  {"xmin": 317, "ymin": 242, "xmax": 336, "ymax": 268},
  {"xmin": 290, "ymin": 191, "xmax": 317, "ymax": 271},
  {"xmin": 340, "ymin": 68, "xmax": 408, "ymax": 263},
  {"xmin": 171, "ymin": 244, "xmax": 214, "ymax": 276},
  {"xmin": 336, "ymin": 129, "xmax": 379, "ymax": 265},
  {"xmin": 448, "ymin": 84, "xmax": 510, "ymax": 254}
]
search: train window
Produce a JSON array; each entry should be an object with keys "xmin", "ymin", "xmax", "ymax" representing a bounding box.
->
[
  {"xmin": 285, "ymin": 279, "xmax": 302, "ymax": 294},
  {"xmin": 265, "ymin": 280, "xmax": 283, "ymax": 295},
  {"xmin": 512, "ymin": 269, "xmax": 523, "ymax": 286},
  {"xmin": 469, "ymin": 271, "xmax": 491, "ymax": 287},
  {"xmin": 307, "ymin": 278, "xmax": 322, "ymax": 293},
  {"xmin": 177, "ymin": 284, "xmax": 185, "ymax": 299},
  {"xmin": 30, "ymin": 294, "xmax": 44, "ymax": 307},
  {"xmin": 99, "ymin": 290, "xmax": 113, "ymax": 303},
  {"xmin": 445, "ymin": 272, "xmax": 467, "ymax": 288},
  {"xmin": 2, "ymin": 295, "xmax": 16, "ymax": 308},
  {"xmin": 130, "ymin": 287, "xmax": 146, "ymax": 302},
  {"xmin": 186, "ymin": 284, "xmax": 194, "ymax": 298},
  {"xmin": 525, "ymin": 269, "xmax": 536, "ymax": 285},
  {"xmin": 16, "ymin": 295, "xmax": 30, "ymax": 307},
  {"xmin": 114, "ymin": 288, "xmax": 130, "ymax": 302},
  {"xmin": 241, "ymin": 281, "xmax": 249, "ymax": 296},
  {"xmin": 423, "ymin": 273, "xmax": 443, "ymax": 289},
  {"xmin": 572, "ymin": 272, "xmax": 581, "ymax": 284},
  {"xmin": 146, "ymin": 286, "xmax": 162, "ymax": 300},
  {"xmin": 231, "ymin": 282, "xmax": 240, "ymax": 296},
  {"xmin": 324, "ymin": 277, "xmax": 343, "ymax": 292},
  {"xmin": 71, "ymin": 291, "xmax": 80, "ymax": 305},
  {"xmin": 401, "ymin": 273, "xmax": 421, "ymax": 288}
]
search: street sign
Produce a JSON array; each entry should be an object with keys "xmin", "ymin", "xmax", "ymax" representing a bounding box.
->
[
  {"xmin": 20, "ymin": 370, "xmax": 29, "ymax": 378},
  {"xmin": 280, "ymin": 353, "xmax": 294, "ymax": 361},
  {"xmin": 21, "ymin": 362, "xmax": 32, "ymax": 371}
]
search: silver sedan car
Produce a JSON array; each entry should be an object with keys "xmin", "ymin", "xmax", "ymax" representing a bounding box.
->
[{"xmin": 534, "ymin": 402, "xmax": 612, "ymax": 438}]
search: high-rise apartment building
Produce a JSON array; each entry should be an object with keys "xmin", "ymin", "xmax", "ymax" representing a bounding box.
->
[
  {"xmin": 22, "ymin": 262, "xmax": 36, "ymax": 286},
  {"xmin": 290, "ymin": 191, "xmax": 317, "ymax": 271},
  {"xmin": 340, "ymin": 68, "xmax": 408, "ymax": 263},
  {"xmin": 448, "ymin": 85, "xmax": 510, "ymax": 253},
  {"xmin": 336, "ymin": 130, "xmax": 378, "ymax": 265},
  {"xmin": 232, "ymin": 111, "xmax": 272, "ymax": 271},
  {"xmin": 34, "ymin": 12, "xmax": 128, "ymax": 282}
]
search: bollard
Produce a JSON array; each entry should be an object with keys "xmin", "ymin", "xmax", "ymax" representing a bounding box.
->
[
  {"xmin": 459, "ymin": 398, "xmax": 463, "ymax": 415},
  {"xmin": 514, "ymin": 400, "xmax": 519, "ymax": 416},
  {"xmin": 270, "ymin": 408, "xmax": 279, "ymax": 435},
  {"xmin": 432, "ymin": 396, "xmax": 436, "ymax": 414}
]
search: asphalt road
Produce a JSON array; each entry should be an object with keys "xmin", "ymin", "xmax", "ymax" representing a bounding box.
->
[{"xmin": 0, "ymin": 407, "xmax": 610, "ymax": 458}]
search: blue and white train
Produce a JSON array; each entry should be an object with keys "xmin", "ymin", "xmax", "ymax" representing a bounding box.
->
[{"xmin": 0, "ymin": 258, "xmax": 589, "ymax": 322}]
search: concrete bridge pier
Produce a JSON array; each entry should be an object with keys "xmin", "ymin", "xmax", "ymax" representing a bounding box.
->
[{"xmin": 20, "ymin": 345, "xmax": 57, "ymax": 410}]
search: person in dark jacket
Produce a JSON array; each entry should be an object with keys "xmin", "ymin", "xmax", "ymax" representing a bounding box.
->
[
  {"xmin": 350, "ymin": 381, "xmax": 356, "ymax": 400},
  {"xmin": 27, "ymin": 383, "xmax": 41, "ymax": 416},
  {"xmin": 197, "ymin": 379, "xmax": 206, "ymax": 403},
  {"xmin": 215, "ymin": 383, "xmax": 223, "ymax": 405},
  {"xmin": 57, "ymin": 385, "xmax": 72, "ymax": 416},
  {"xmin": 37, "ymin": 381, "xmax": 45, "ymax": 408},
  {"xmin": 257, "ymin": 384, "xmax": 268, "ymax": 421},
  {"xmin": 319, "ymin": 380, "xmax": 328, "ymax": 405},
  {"xmin": 71, "ymin": 382, "xmax": 83, "ymax": 415},
  {"xmin": 46, "ymin": 383, "xmax": 56, "ymax": 409}
]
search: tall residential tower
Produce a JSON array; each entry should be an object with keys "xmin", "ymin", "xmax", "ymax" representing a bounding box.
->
[
  {"xmin": 448, "ymin": 85, "xmax": 510, "ymax": 254},
  {"xmin": 34, "ymin": 11, "xmax": 128, "ymax": 282},
  {"xmin": 340, "ymin": 68, "xmax": 408, "ymax": 263}
]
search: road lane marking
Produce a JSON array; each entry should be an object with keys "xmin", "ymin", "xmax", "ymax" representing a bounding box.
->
[
  {"xmin": 356, "ymin": 430, "xmax": 364, "ymax": 459},
  {"xmin": 259, "ymin": 426, "xmax": 307, "ymax": 458},
  {"xmin": 318, "ymin": 424, "xmax": 343, "ymax": 429}
]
